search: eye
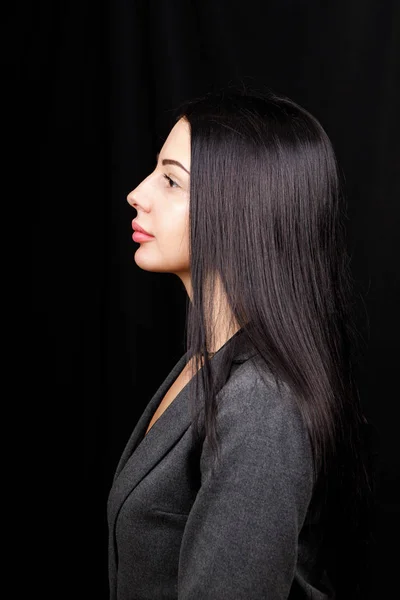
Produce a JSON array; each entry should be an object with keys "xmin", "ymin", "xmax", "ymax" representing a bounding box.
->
[{"xmin": 163, "ymin": 174, "xmax": 179, "ymax": 189}]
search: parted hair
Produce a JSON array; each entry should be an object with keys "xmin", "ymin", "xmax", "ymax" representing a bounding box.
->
[{"xmin": 170, "ymin": 85, "xmax": 375, "ymax": 599}]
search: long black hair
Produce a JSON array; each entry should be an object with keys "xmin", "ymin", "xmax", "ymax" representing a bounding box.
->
[{"xmin": 171, "ymin": 85, "xmax": 375, "ymax": 598}]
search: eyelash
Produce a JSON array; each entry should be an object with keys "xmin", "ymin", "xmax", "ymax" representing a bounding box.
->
[{"xmin": 163, "ymin": 174, "xmax": 179, "ymax": 189}]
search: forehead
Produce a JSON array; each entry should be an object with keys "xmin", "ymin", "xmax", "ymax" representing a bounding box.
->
[{"xmin": 161, "ymin": 118, "xmax": 191, "ymax": 161}]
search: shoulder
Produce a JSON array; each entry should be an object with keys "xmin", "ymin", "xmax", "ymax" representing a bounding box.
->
[
  {"xmin": 204, "ymin": 354, "xmax": 313, "ymax": 479},
  {"xmin": 198, "ymin": 354, "xmax": 315, "ymax": 526},
  {"xmin": 218, "ymin": 354, "xmax": 309, "ymax": 445}
]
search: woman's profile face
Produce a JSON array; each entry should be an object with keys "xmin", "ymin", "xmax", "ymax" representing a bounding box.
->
[{"xmin": 127, "ymin": 117, "xmax": 191, "ymax": 285}]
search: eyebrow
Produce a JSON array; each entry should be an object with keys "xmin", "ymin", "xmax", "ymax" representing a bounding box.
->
[{"xmin": 156, "ymin": 152, "xmax": 190, "ymax": 175}]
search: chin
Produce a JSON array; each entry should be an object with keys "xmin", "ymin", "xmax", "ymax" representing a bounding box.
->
[{"xmin": 133, "ymin": 255, "xmax": 169, "ymax": 273}]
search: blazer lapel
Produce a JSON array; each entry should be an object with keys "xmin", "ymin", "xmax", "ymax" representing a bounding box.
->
[
  {"xmin": 107, "ymin": 328, "xmax": 257, "ymax": 537},
  {"xmin": 108, "ymin": 349, "xmax": 199, "ymax": 537},
  {"xmin": 112, "ymin": 351, "xmax": 190, "ymax": 483}
]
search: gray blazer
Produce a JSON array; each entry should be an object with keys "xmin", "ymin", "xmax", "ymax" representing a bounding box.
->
[{"xmin": 107, "ymin": 331, "xmax": 335, "ymax": 599}]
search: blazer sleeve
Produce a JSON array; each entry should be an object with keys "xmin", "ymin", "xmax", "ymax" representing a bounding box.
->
[{"xmin": 177, "ymin": 373, "xmax": 314, "ymax": 599}]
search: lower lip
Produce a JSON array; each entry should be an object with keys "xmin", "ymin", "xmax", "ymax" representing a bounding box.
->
[{"xmin": 132, "ymin": 231, "xmax": 155, "ymax": 242}]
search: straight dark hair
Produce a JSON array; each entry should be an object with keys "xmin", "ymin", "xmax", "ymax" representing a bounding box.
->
[{"xmin": 171, "ymin": 85, "xmax": 375, "ymax": 599}]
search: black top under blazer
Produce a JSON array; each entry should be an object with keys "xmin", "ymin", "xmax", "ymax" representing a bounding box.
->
[{"xmin": 107, "ymin": 329, "xmax": 335, "ymax": 599}]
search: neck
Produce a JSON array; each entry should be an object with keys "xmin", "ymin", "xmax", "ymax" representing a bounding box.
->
[{"xmin": 181, "ymin": 272, "xmax": 241, "ymax": 355}]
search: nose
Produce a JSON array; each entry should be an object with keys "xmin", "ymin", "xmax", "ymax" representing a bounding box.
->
[
  {"xmin": 127, "ymin": 186, "xmax": 149, "ymax": 211},
  {"xmin": 127, "ymin": 173, "xmax": 152, "ymax": 210},
  {"xmin": 126, "ymin": 189, "xmax": 136, "ymax": 207}
]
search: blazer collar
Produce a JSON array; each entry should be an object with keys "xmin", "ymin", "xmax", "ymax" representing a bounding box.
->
[{"xmin": 107, "ymin": 327, "xmax": 256, "ymax": 532}]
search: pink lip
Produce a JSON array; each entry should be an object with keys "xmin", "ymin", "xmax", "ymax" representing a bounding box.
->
[
  {"xmin": 132, "ymin": 231, "xmax": 155, "ymax": 243},
  {"xmin": 132, "ymin": 220, "xmax": 155, "ymax": 243}
]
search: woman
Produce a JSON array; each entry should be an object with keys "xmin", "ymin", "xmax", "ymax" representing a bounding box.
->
[{"xmin": 107, "ymin": 87, "xmax": 375, "ymax": 599}]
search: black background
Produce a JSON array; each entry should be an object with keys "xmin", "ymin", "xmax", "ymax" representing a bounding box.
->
[{"xmin": 14, "ymin": 0, "xmax": 400, "ymax": 597}]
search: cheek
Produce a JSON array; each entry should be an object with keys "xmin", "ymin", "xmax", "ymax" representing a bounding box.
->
[
  {"xmin": 160, "ymin": 212, "xmax": 189, "ymax": 261},
  {"xmin": 160, "ymin": 204, "xmax": 189, "ymax": 240},
  {"xmin": 161, "ymin": 222, "xmax": 189, "ymax": 255}
]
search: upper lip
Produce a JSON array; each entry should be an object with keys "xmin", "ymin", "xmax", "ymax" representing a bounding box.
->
[{"xmin": 132, "ymin": 221, "xmax": 154, "ymax": 237}]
